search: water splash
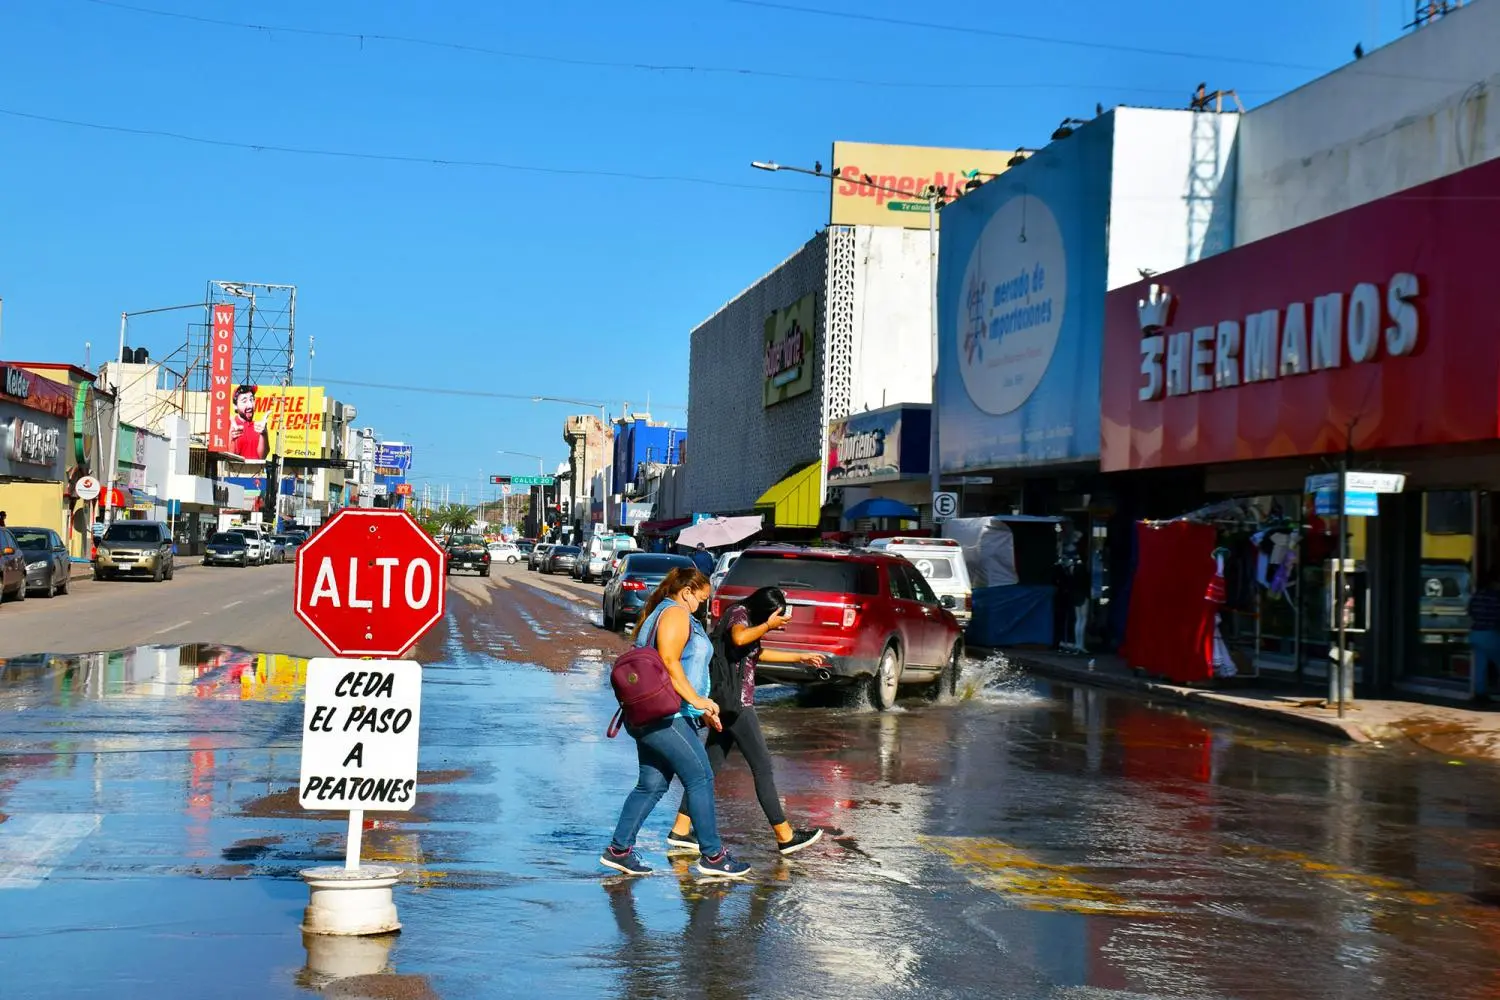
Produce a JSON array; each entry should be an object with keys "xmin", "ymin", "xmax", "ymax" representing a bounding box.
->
[{"xmin": 958, "ymin": 652, "xmax": 1050, "ymax": 706}]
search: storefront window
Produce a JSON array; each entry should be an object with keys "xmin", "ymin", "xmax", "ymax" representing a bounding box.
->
[{"xmin": 1410, "ymin": 490, "xmax": 1474, "ymax": 684}]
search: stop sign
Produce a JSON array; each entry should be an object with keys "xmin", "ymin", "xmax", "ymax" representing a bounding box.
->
[{"xmin": 294, "ymin": 508, "xmax": 448, "ymax": 657}]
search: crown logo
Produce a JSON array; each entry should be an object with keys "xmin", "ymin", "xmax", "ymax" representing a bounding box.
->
[{"xmin": 1137, "ymin": 283, "xmax": 1173, "ymax": 333}]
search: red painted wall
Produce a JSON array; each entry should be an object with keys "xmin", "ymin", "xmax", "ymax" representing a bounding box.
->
[{"xmin": 1101, "ymin": 157, "xmax": 1500, "ymax": 471}]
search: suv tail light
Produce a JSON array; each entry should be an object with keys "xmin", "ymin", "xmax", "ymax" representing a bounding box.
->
[
  {"xmin": 840, "ymin": 605, "xmax": 860, "ymax": 629},
  {"xmin": 962, "ymin": 595, "xmax": 972, "ymax": 613},
  {"xmin": 711, "ymin": 598, "xmax": 722, "ymax": 619},
  {"xmin": 622, "ymin": 579, "xmax": 647, "ymax": 591}
]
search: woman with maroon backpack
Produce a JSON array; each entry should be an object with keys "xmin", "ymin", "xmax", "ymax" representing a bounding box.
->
[{"xmin": 601, "ymin": 566, "xmax": 751, "ymax": 879}]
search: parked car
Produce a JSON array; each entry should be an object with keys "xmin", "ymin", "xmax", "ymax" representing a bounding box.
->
[
  {"xmin": 204, "ymin": 531, "xmax": 252, "ymax": 567},
  {"xmin": 528, "ymin": 543, "xmax": 554, "ymax": 572},
  {"xmin": 266, "ymin": 536, "xmax": 288, "ymax": 563},
  {"xmin": 866, "ymin": 537, "xmax": 974, "ymax": 626},
  {"xmin": 95, "ymin": 521, "xmax": 176, "ymax": 582},
  {"xmin": 274, "ymin": 533, "xmax": 304, "ymax": 559},
  {"xmin": 602, "ymin": 552, "xmax": 695, "ymax": 630},
  {"xmin": 712, "ymin": 546, "xmax": 962, "ymax": 710},
  {"xmin": 224, "ymin": 526, "xmax": 269, "ymax": 565},
  {"xmin": 544, "ymin": 545, "xmax": 581, "ymax": 575},
  {"xmin": 488, "ymin": 542, "xmax": 522, "ymax": 564},
  {"xmin": 446, "ymin": 535, "xmax": 491, "ymax": 577},
  {"xmin": 0, "ymin": 527, "xmax": 30, "ymax": 601},
  {"xmin": 709, "ymin": 550, "xmax": 742, "ymax": 596},
  {"xmin": 12, "ymin": 527, "xmax": 71, "ymax": 597}
]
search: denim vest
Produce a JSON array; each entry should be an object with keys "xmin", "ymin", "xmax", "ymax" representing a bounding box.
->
[{"xmin": 636, "ymin": 599, "xmax": 711, "ymax": 718}]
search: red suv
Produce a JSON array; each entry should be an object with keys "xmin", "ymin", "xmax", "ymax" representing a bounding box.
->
[{"xmin": 711, "ymin": 545, "xmax": 963, "ymax": 710}]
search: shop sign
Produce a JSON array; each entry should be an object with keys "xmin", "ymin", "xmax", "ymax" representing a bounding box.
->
[
  {"xmin": 830, "ymin": 141, "xmax": 1017, "ymax": 229},
  {"xmin": 1136, "ymin": 274, "xmax": 1421, "ymax": 402},
  {"xmin": 0, "ymin": 366, "xmax": 73, "ymax": 419},
  {"xmin": 208, "ymin": 304, "xmax": 235, "ymax": 453},
  {"xmin": 827, "ymin": 405, "xmax": 921, "ymax": 485},
  {"xmin": 1100, "ymin": 155, "xmax": 1500, "ymax": 472},
  {"xmin": 7, "ymin": 417, "xmax": 62, "ymax": 467},
  {"xmin": 763, "ymin": 293, "xmax": 816, "ymax": 408}
]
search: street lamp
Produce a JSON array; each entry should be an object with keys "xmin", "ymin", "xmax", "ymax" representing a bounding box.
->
[
  {"xmin": 752, "ymin": 159, "xmax": 947, "ymax": 497},
  {"xmin": 532, "ymin": 396, "xmax": 610, "ymax": 535},
  {"xmin": 497, "ymin": 449, "xmax": 546, "ymax": 537},
  {"xmin": 104, "ymin": 301, "xmax": 211, "ymax": 525}
]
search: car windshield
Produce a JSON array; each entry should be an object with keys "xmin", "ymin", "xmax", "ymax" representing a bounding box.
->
[
  {"xmin": 274, "ymin": 536, "xmax": 295, "ymax": 543},
  {"xmin": 103, "ymin": 525, "xmax": 160, "ymax": 543},
  {"xmin": 450, "ymin": 536, "xmax": 483, "ymax": 546},
  {"xmin": 725, "ymin": 554, "xmax": 880, "ymax": 595},
  {"xmin": 555, "ymin": 547, "xmax": 581, "ymax": 555},
  {"xmin": 210, "ymin": 533, "xmax": 246, "ymax": 545},
  {"xmin": 12, "ymin": 529, "xmax": 50, "ymax": 550},
  {"xmin": 623, "ymin": 555, "xmax": 692, "ymax": 574}
]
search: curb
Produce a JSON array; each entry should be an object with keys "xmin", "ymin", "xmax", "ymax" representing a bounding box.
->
[{"xmin": 985, "ymin": 648, "xmax": 1372, "ymax": 744}]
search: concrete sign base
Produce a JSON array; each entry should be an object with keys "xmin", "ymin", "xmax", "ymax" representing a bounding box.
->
[{"xmin": 300, "ymin": 865, "xmax": 403, "ymax": 936}]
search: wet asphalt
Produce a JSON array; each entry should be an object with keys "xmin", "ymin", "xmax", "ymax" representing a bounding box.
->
[{"xmin": 6, "ymin": 564, "xmax": 1500, "ymax": 998}]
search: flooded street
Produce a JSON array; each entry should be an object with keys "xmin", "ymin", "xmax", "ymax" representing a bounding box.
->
[{"xmin": 7, "ymin": 566, "xmax": 1500, "ymax": 998}]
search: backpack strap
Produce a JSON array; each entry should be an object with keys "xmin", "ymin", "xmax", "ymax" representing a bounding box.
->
[{"xmin": 606, "ymin": 707, "xmax": 624, "ymax": 739}]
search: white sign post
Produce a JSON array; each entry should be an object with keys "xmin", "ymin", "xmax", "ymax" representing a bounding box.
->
[{"xmin": 298, "ymin": 657, "xmax": 422, "ymax": 937}]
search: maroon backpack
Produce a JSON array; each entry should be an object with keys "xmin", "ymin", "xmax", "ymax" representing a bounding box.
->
[{"xmin": 607, "ymin": 645, "xmax": 681, "ymax": 737}]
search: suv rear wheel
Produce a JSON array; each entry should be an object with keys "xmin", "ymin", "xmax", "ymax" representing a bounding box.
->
[
  {"xmin": 870, "ymin": 643, "xmax": 902, "ymax": 711},
  {"xmin": 926, "ymin": 643, "xmax": 961, "ymax": 701}
]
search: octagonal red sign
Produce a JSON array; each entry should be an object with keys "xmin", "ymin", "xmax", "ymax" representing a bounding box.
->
[{"xmin": 294, "ymin": 508, "xmax": 448, "ymax": 657}]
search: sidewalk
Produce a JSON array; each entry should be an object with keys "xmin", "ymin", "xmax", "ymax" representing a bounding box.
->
[{"xmin": 992, "ymin": 647, "xmax": 1500, "ymax": 763}]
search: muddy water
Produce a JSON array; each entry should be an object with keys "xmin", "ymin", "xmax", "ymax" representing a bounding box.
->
[{"xmin": 5, "ymin": 577, "xmax": 1500, "ymax": 998}]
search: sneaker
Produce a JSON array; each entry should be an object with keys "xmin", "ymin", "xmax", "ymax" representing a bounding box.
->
[
  {"xmin": 666, "ymin": 830, "xmax": 700, "ymax": 852},
  {"xmin": 600, "ymin": 846, "xmax": 653, "ymax": 876},
  {"xmin": 695, "ymin": 850, "xmax": 752, "ymax": 879},
  {"xmin": 776, "ymin": 828, "xmax": 824, "ymax": 856}
]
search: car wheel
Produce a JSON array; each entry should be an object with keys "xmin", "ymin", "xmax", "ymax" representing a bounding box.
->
[
  {"xmin": 13, "ymin": 581, "xmax": 25, "ymax": 602},
  {"xmin": 870, "ymin": 643, "xmax": 902, "ymax": 711},
  {"xmin": 603, "ymin": 603, "xmax": 617, "ymax": 631},
  {"xmin": 152, "ymin": 562, "xmax": 163, "ymax": 583},
  {"xmin": 926, "ymin": 643, "xmax": 961, "ymax": 701},
  {"xmin": 508, "ymin": 556, "xmax": 518, "ymax": 564},
  {"xmin": 43, "ymin": 572, "xmax": 57, "ymax": 598},
  {"xmin": 165, "ymin": 561, "xmax": 175, "ymax": 581},
  {"xmin": 57, "ymin": 574, "xmax": 69, "ymax": 595}
]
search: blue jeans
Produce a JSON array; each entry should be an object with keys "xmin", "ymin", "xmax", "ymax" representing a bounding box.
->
[
  {"xmin": 610, "ymin": 716, "xmax": 723, "ymax": 856},
  {"xmin": 1471, "ymin": 629, "xmax": 1500, "ymax": 695}
]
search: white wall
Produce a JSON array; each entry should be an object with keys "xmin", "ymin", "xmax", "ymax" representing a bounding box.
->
[
  {"xmin": 1236, "ymin": 1, "xmax": 1500, "ymax": 244},
  {"xmin": 848, "ymin": 226, "xmax": 935, "ymax": 410},
  {"xmin": 1107, "ymin": 106, "xmax": 1238, "ymax": 286}
]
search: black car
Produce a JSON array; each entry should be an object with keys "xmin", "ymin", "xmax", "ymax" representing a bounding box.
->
[
  {"xmin": 544, "ymin": 545, "xmax": 581, "ymax": 575},
  {"xmin": 601, "ymin": 553, "xmax": 694, "ymax": 630},
  {"xmin": 204, "ymin": 531, "xmax": 251, "ymax": 567},
  {"xmin": 12, "ymin": 527, "xmax": 71, "ymax": 597}
]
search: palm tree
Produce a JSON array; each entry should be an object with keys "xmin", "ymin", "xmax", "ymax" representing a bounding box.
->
[{"xmin": 440, "ymin": 504, "xmax": 476, "ymax": 537}]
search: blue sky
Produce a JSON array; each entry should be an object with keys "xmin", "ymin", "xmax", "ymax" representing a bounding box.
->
[{"xmin": 0, "ymin": 0, "xmax": 1416, "ymax": 491}]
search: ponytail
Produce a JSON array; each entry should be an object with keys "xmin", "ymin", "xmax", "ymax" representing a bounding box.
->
[{"xmin": 638, "ymin": 565, "xmax": 711, "ymax": 628}]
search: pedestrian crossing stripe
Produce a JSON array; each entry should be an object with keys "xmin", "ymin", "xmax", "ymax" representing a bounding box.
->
[{"xmin": 920, "ymin": 835, "xmax": 1162, "ymax": 918}]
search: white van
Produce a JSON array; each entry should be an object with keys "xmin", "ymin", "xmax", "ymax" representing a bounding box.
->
[
  {"xmin": 581, "ymin": 532, "xmax": 638, "ymax": 583},
  {"xmin": 866, "ymin": 536, "xmax": 973, "ymax": 625}
]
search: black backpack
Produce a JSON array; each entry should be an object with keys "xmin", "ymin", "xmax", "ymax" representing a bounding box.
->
[{"xmin": 707, "ymin": 612, "xmax": 749, "ymax": 715}]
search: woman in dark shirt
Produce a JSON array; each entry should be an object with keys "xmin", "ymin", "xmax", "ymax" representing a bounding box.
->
[{"xmin": 666, "ymin": 587, "xmax": 826, "ymax": 856}]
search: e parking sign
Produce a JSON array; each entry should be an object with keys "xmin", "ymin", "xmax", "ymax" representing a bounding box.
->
[
  {"xmin": 299, "ymin": 658, "xmax": 422, "ymax": 812},
  {"xmin": 932, "ymin": 491, "xmax": 959, "ymax": 521}
]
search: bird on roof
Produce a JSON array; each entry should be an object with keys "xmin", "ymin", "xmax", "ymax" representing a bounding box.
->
[{"xmin": 1354, "ymin": 43, "xmax": 1364, "ymax": 59}]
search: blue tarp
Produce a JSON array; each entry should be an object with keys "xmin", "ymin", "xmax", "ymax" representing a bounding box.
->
[{"xmin": 966, "ymin": 584, "xmax": 1056, "ymax": 648}]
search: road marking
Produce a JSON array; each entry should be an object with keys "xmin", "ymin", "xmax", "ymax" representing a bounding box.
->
[
  {"xmin": 153, "ymin": 620, "xmax": 192, "ymax": 635},
  {"xmin": 0, "ymin": 814, "xmax": 102, "ymax": 889},
  {"xmin": 224, "ymin": 600, "xmax": 244, "ymax": 610},
  {"xmin": 920, "ymin": 835, "xmax": 1163, "ymax": 917}
]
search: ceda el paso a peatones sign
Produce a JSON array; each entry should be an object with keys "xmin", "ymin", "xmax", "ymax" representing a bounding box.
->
[{"xmin": 1100, "ymin": 155, "xmax": 1500, "ymax": 472}]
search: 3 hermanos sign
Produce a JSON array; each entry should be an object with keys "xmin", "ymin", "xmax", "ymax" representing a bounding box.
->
[
  {"xmin": 830, "ymin": 141, "xmax": 1016, "ymax": 229},
  {"xmin": 1135, "ymin": 273, "xmax": 1421, "ymax": 401}
]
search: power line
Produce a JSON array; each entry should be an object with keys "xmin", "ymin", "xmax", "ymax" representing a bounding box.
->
[
  {"xmin": 74, "ymin": 0, "xmax": 1251, "ymax": 97},
  {"xmin": 316, "ymin": 376, "xmax": 685, "ymax": 411},
  {"xmin": 0, "ymin": 105, "xmax": 823, "ymax": 194},
  {"xmin": 731, "ymin": 0, "xmax": 1474, "ymax": 84}
]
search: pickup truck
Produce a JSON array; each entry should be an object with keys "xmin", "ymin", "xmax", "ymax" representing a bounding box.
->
[{"xmin": 445, "ymin": 535, "xmax": 491, "ymax": 577}]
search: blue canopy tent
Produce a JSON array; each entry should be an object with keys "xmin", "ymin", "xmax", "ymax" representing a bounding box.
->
[{"xmin": 843, "ymin": 497, "xmax": 919, "ymax": 521}]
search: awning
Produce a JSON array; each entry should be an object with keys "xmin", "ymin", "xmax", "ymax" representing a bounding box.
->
[
  {"xmin": 99, "ymin": 487, "xmax": 131, "ymax": 509},
  {"xmin": 754, "ymin": 462, "xmax": 822, "ymax": 529},
  {"xmin": 678, "ymin": 515, "xmax": 763, "ymax": 549},
  {"xmin": 844, "ymin": 497, "xmax": 919, "ymax": 521}
]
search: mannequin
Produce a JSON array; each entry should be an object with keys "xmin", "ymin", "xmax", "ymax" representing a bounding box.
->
[{"xmin": 1069, "ymin": 530, "xmax": 1089, "ymax": 652}]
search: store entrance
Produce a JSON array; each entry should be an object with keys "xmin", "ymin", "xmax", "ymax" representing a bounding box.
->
[{"xmin": 1397, "ymin": 489, "xmax": 1480, "ymax": 693}]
